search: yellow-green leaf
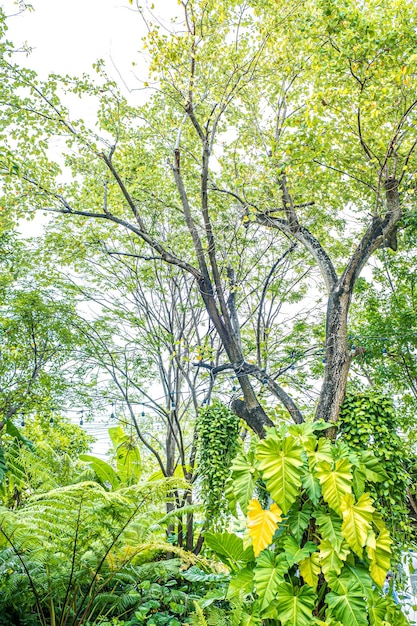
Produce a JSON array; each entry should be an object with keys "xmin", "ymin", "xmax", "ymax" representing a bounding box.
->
[
  {"xmin": 366, "ymin": 527, "xmax": 392, "ymax": 587},
  {"xmin": 315, "ymin": 458, "xmax": 352, "ymax": 514},
  {"xmin": 318, "ymin": 538, "xmax": 350, "ymax": 580},
  {"xmin": 299, "ymin": 552, "xmax": 321, "ymax": 590},
  {"xmin": 256, "ymin": 434, "xmax": 304, "ymax": 514},
  {"xmin": 247, "ymin": 499, "xmax": 282, "ymax": 557},
  {"xmin": 340, "ymin": 493, "xmax": 374, "ymax": 558}
]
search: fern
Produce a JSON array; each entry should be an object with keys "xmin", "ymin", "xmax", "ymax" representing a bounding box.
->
[
  {"xmin": 0, "ymin": 477, "xmax": 199, "ymax": 625},
  {"xmin": 188, "ymin": 601, "xmax": 209, "ymax": 626}
]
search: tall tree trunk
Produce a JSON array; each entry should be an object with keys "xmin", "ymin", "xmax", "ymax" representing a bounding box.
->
[{"xmin": 315, "ymin": 284, "xmax": 352, "ymax": 428}]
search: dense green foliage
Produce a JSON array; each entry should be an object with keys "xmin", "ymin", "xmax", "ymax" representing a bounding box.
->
[
  {"xmin": 339, "ymin": 393, "xmax": 412, "ymax": 548},
  {"xmin": 1, "ymin": 0, "xmax": 417, "ymax": 623},
  {"xmin": 197, "ymin": 401, "xmax": 240, "ymax": 526},
  {"xmin": 207, "ymin": 423, "xmax": 408, "ymax": 625}
]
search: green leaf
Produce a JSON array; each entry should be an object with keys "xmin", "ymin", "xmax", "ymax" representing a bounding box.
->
[
  {"xmin": 318, "ymin": 538, "xmax": 350, "ymax": 579},
  {"xmin": 283, "ymin": 536, "xmax": 317, "ymax": 566},
  {"xmin": 340, "ymin": 492, "xmax": 374, "ymax": 558},
  {"xmin": 359, "ymin": 451, "xmax": 388, "ymax": 483},
  {"xmin": 227, "ymin": 567, "xmax": 254, "ymax": 598},
  {"xmin": 313, "ymin": 508, "xmax": 343, "ymax": 549},
  {"xmin": 315, "ymin": 459, "xmax": 352, "ymax": 514},
  {"xmin": 305, "ymin": 437, "xmax": 333, "ymax": 466},
  {"xmin": 326, "ymin": 581, "xmax": 368, "ymax": 626},
  {"xmin": 256, "ymin": 433, "xmax": 304, "ymax": 514},
  {"xmin": 108, "ymin": 425, "xmax": 128, "ymax": 448},
  {"xmin": 340, "ymin": 564, "xmax": 374, "ymax": 601},
  {"xmin": 0, "ymin": 446, "xmax": 7, "ymax": 484},
  {"xmin": 254, "ymin": 551, "xmax": 289, "ymax": 611},
  {"xmin": 275, "ymin": 582, "xmax": 316, "ymax": 626},
  {"xmin": 204, "ymin": 531, "xmax": 254, "ymax": 571},
  {"xmin": 366, "ymin": 527, "xmax": 392, "ymax": 587},
  {"xmin": 287, "ymin": 502, "xmax": 312, "ymax": 543},
  {"xmin": 114, "ymin": 439, "xmax": 142, "ymax": 483},
  {"xmin": 352, "ymin": 467, "xmax": 365, "ymax": 498},
  {"xmin": 301, "ymin": 469, "xmax": 321, "ymax": 505},
  {"xmin": 182, "ymin": 566, "xmax": 228, "ymax": 584},
  {"xmin": 79, "ymin": 454, "xmax": 120, "ymax": 490},
  {"xmin": 230, "ymin": 450, "xmax": 257, "ymax": 515}
]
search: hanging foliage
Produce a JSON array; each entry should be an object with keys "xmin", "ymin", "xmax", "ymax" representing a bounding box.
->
[{"xmin": 197, "ymin": 401, "xmax": 240, "ymax": 526}]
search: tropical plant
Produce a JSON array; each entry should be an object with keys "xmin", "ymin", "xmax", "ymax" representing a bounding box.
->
[
  {"xmin": 205, "ymin": 423, "xmax": 410, "ymax": 625},
  {"xmin": 0, "ymin": 477, "xmax": 198, "ymax": 626}
]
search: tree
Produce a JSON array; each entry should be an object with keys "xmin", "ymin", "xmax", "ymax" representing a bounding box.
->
[
  {"xmin": 2, "ymin": 1, "xmax": 417, "ymax": 620},
  {"xmin": 1, "ymin": 0, "xmax": 416, "ymax": 438}
]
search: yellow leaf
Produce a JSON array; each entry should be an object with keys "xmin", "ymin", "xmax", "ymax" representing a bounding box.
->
[
  {"xmin": 247, "ymin": 499, "xmax": 282, "ymax": 557},
  {"xmin": 299, "ymin": 552, "xmax": 321, "ymax": 590}
]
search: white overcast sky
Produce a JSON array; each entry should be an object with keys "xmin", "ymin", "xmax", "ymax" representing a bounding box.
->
[{"xmin": 2, "ymin": 0, "xmax": 155, "ymax": 84}]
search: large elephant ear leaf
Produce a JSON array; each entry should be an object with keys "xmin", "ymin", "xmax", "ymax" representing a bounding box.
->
[
  {"xmin": 366, "ymin": 526, "xmax": 392, "ymax": 587},
  {"xmin": 230, "ymin": 450, "xmax": 257, "ymax": 515},
  {"xmin": 315, "ymin": 459, "xmax": 352, "ymax": 514},
  {"xmin": 275, "ymin": 582, "xmax": 317, "ymax": 626},
  {"xmin": 247, "ymin": 499, "xmax": 282, "ymax": 557},
  {"xmin": 325, "ymin": 580, "xmax": 369, "ymax": 626},
  {"xmin": 256, "ymin": 434, "xmax": 304, "ymax": 514},
  {"xmin": 79, "ymin": 454, "xmax": 120, "ymax": 490},
  {"xmin": 204, "ymin": 531, "xmax": 254, "ymax": 571},
  {"xmin": 340, "ymin": 492, "xmax": 374, "ymax": 558},
  {"xmin": 254, "ymin": 551, "xmax": 289, "ymax": 611}
]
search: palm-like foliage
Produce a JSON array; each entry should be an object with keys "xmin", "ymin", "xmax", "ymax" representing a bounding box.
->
[{"xmin": 0, "ymin": 478, "xmax": 195, "ymax": 625}]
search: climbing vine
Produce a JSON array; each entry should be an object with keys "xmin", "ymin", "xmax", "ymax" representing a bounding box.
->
[
  {"xmin": 339, "ymin": 392, "xmax": 413, "ymax": 550},
  {"xmin": 197, "ymin": 401, "xmax": 240, "ymax": 527}
]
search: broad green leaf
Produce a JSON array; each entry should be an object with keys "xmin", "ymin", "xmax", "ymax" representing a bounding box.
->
[
  {"xmin": 256, "ymin": 434, "xmax": 304, "ymax": 514},
  {"xmin": 313, "ymin": 509, "xmax": 343, "ymax": 549},
  {"xmin": 247, "ymin": 499, "xmax": 282, "ymax": 557},
  {"xmin": 368, "ymin": 593, "xmax": 389, "ymax": 626},
  {"xmin": 366, "ymin": 527, "xmax": 392, "ymax": 587},
  {"xmin": 230, "ymin": 450, "xmax": 257, "ymax": 515},
  {"xmin": 315, "ymin": 458, "xmax": 352, "ymax": 514},
  {"xmin": 318, "ymin": 538, "xmax": 350, "ymax": 579},
  {"xmin": 341, "ymin": 564, "xmax": 374, "ymax": 601},
  {"xmin": 254, "ymin": 550, "xmax": 288, "ymax": 611},
  {"xmin": 359, "ymin": 451, "xmax": 388, "ymax": 483},
  {"xmin": 182, "ymin": 566, "xmax": 228, "ymax": 584},
  {"xmin": 283, "ymin": 536, "xmax": 317, "ymax": 566},
  {"xmin": 241, "ymin": 614, "xmax": 263, "ymax": 626},
  {"xmin": 299, "ymin": 552, "xmax": 321, "ymax": 590},
  {"xmin": 79, "ymin": 454, "xmax": 120, "ymax": 490},
  {"xmin": 227, "ymin": 567, "xmax": 254, "ymax": 598},
  {"xmin": 352, "ymin": 467, "xmax": 365, "ymax": 499},
  {"xmin": 276, "ymin": 582, "xmax": 316, "ymax": 626},
  {"xmin": 108, "ymin": 426, "xmax": 128, "ymax": 448},
  {"xmin": 204, "ymin": 531, "xmax": 254, "ymax": 571},
  {"xmin": 287, "ymin": 502, "xmax": 312, "ymax": 542},
  {"xmin": 114, "ymin": 440, "xmax": 141, "ymax": 483},
  {"xmin": 340, "ymin": 492, "xmax": 374, "ymax": 558},
  {"xmin": 325, "ymin": 581, "xmax": 368, "ymax": 626},
  {"xmin": 305, "ymin": 437, "xmax": 333, "ymax": 466},
  {"xmin": 301, "ymin": 469, "xmax": 321, "ymax": 505}
]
